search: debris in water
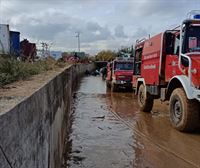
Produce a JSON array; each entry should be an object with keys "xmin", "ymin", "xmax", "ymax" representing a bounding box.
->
[
  {"xmin": 72, "ymin": 150, "xmax": 81, "ymax": 154},
  {"xmin": 92, "ymin": 115, "xmax": 105, "ymax": 119},
  {"xmin": 98, "ymin": 126, "xmax": 103, "ymax": 130},
  {"xmin": 72, "ymin": 156, "xmax": 86, "ymax": 165}
]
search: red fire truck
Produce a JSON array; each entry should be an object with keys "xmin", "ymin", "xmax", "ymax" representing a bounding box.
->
[
  {"xmin": 106, "ymin": 57, "xmax": 134, "ymax": 92},
  {"xmin": 132, "ymin": 11, "xmax": 200, "ymax": 132}
]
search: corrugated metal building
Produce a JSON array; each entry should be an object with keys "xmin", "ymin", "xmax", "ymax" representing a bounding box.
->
[{"xmin": 0, "ymin": 24, "xmax": 10, "ymax": 54}]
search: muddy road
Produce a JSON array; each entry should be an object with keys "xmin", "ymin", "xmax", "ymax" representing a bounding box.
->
[{"xmin": 62, "ymin": 76, "xmax": 200, "ymax": 168}]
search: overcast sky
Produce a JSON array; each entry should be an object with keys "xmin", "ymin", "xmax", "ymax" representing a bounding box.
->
[{"xmin": 0, "ymin": 0, "xmax": 199, "ymax": 54}]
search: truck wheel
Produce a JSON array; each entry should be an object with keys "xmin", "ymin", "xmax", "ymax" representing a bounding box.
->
[
  {"xmin": 111, "ymin": 84, "xmax": 118, "ymax": 92},
  {"xmin": 138, "ymin": 84, "xmax": 153, "ymax": 112},
  {"xmin": 169, "ymin": 88, "xmax": 199, "ymax": 132}
]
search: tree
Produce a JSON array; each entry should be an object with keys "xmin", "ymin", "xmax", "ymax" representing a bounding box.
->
[
  {"xmin": 117, "ymin": 46, "xmax": 135, "ymax": 57},
  {"xmin": 95, "ymin": 50, "xmax": 117, "ymax": 61}
]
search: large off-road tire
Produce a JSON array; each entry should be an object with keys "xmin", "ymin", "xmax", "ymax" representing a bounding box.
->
[
  {"xmin": 138, "ymin": 84, "xmax": 154, "ymax": 112},
  {"xmin": 169, "ymin": 88, "xmax": 199, "ymax": 132},
  {"xmin": 111, "ymin": 83, "xmax": 118, "ymax": 92}
]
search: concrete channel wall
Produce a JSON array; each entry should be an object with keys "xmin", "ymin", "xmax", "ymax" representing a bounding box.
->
[{"xmin": 0, "ymin": 64, "xmax": 94, "ymax": 168}]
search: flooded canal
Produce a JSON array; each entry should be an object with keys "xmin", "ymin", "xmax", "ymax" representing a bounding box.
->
[{"xmin": 62, "ymin": 76, "xmax": 200, "ymax": 168}]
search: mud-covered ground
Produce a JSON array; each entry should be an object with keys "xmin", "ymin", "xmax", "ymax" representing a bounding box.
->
[{"xmin": 62, "ymin": 76, "xmax": 200, "ymax": 168}]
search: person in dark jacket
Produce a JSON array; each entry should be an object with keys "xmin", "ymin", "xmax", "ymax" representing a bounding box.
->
[{"xmin": 101, "ymin": 67, "xmax": 107, "ymax": 80}]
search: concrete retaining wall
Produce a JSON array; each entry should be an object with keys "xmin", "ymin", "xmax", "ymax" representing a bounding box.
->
[{"xmin": 0, "ymin": 64, "xmax": 94, "ymax": 168}]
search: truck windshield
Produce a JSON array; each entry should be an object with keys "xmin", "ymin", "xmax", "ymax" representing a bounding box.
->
[
  {"xmin": 185, "ymin": 26, "xmax": 200, "ymax": 53},
  {"xmin": 114, "ymin": 62, "xmax": 133, "ymax": 70}
]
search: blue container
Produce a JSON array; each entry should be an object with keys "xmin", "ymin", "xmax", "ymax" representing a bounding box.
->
[{"xmin": 10, "ymin": 31, "xmax": 20, "ymax": 56}]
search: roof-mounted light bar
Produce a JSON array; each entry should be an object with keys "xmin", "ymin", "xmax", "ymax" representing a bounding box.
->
[{"xmin": 187, "ymin": 10, "xmax": 200, "ymax": 20}]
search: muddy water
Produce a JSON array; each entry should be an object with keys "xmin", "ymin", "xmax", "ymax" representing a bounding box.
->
[{"xmin": 62, "ymin": 76, "xmax": 200, "ymax": 168}]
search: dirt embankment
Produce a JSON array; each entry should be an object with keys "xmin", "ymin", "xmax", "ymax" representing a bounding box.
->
[{"xmin": 0, "ymin": 65, "xmax": 71, "ymax": 113}]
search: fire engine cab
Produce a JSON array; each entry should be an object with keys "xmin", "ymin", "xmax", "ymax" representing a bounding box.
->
[
  {"xmin": 106, "ymin": 57, "xmax": 133, "ymax": 92},
  {"xmin": 133, "ymin": 11, "xmax": 200, "ymax": 132}
]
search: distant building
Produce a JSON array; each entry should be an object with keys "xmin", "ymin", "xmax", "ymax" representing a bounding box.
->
[
  {"xmin": 0, "ymin": 24, "xmax": 10, "ymax": 54},
  {"xmin": 70, "ymin": 52, "xmax": 86, "ymax": 58},
  {"xmin": 10, "ymin": 31, "xmax": 20, "ymax": 57},
  {"xmin": 20, "ymin": 39, "xmax": 37, "ymax": 61},
  {"xmin": 0, "ymin": 24, "xmax": 21, "ymax": 56},
  {"xmin": 50, "ymin": 51, "xmax": 62, "ymax": 60}
]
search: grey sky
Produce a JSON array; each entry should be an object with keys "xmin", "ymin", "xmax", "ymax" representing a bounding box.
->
[{"xmin": 0, "ymin": 0, "xmax": 199, "ymax": 54}]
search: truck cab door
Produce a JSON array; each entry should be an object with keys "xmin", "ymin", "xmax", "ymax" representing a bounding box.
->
[
  {"xmin": 165, "ymin": 54, "xmax": 179, "ymax": 81},
  {"xmin": 165, "ymin": 34, "xmax": 182, "ymax": 81}
]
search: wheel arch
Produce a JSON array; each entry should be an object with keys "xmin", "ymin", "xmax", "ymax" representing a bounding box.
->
[
  {"xmin": 136, "ymin": 78, "xmax": 145, "ymax": 95},
  {"xmin": 166, "ymin": 75, "xmax": 193, "ymax": 100}
]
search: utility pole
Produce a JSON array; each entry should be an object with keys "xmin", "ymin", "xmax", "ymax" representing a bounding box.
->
[
  {"xmin": 75, "ymin": 32, "xmax": 80, "ymax": 52},
  {"xmin": 0, "ymin": 0, "xmax": 2, "ymax": 23}
]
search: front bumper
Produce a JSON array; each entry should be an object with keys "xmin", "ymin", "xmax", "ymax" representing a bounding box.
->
[
  {"xmin": 192, "ymin": 88, "xmax": 200, "ymax": 101},
  {"xmin": 113, "ymin": 80, "xmax": 132, "ymax": 87}
]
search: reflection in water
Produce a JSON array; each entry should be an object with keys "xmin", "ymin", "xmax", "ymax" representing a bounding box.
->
[
  {"xmin": 107, "ymin": 86, "xmax": 200, "ymax": 168},
  {"xmin": 63, "ymin": 91, "xmax": 138, "ymax": 167},
  {"xmin": 62, "ymin": 76, "xmax": 200, "ymax": 168}
]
